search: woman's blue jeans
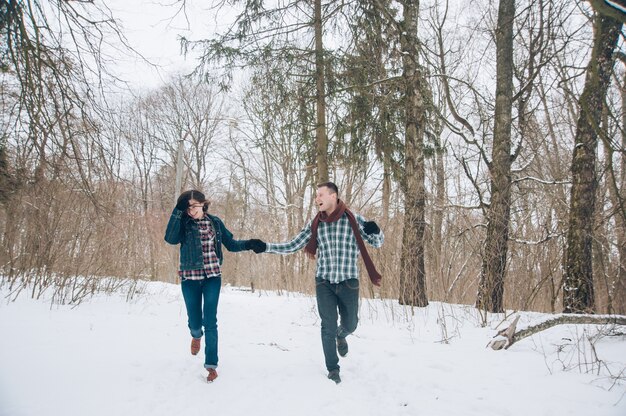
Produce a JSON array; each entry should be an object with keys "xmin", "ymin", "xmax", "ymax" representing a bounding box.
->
[
  {"xmin": 315, "ymin": 278, "xmax": 359, "ymax": 372},
  {"xmin": 181, "ymin": 276, "xmax": 221, "ymax": 369}
]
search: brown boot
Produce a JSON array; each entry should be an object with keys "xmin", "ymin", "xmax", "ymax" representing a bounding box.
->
[
  {"xmin": 207, "ymin": 368, "xmax": 218, "ymax": 383},
  {"xmin": 191, "ymin": 337, "xmax": 201, "ymax": 355}
]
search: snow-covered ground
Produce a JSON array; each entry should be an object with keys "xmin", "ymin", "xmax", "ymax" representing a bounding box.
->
[{"xmin": 1, "ymin": 281, "xmax": 624, "ymax": 416}]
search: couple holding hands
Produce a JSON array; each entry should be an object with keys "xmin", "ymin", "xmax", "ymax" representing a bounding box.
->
[{"xmin": 164, "ymin": 182, "xmax": 384, "ymax": 384}]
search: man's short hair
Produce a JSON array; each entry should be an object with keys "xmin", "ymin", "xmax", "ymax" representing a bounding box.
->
[{"xmin": 317, "ymin": 181, "xmax": 339, "ymax": 195}]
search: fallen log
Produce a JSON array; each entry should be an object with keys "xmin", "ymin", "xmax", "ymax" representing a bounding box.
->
[{"xmin": 488, "ymin": 314, "xmax": 626, "ymax": 350}]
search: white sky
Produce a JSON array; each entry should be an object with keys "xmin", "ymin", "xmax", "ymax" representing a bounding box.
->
[{"xmin": 105, "ymin": 0, "xmax": 227, "ymax": 89}]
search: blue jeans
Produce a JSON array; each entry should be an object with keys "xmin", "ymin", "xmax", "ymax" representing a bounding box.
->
[
  {"xmin": 181, "ymin": 276, "xmax": 221, "ymax": 369},
  {"xmin": 315, "ymin": 278, "xmax": 359, "ymax": 372}
]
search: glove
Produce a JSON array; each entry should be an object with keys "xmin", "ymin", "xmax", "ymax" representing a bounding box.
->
[
  {"xmin": 363, "ymin": 221, "xmax": 380, "ymax": 235},
  {"xmin": 247, "ymin": 239, "xmax": 267, "ymax": 253},
  {"xmin": 175, "ymin": 194, "xmax": 191, "ymax": 211}
]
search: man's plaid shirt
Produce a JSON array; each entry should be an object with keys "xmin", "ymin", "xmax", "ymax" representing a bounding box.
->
[
  {"xmin": 266, "ymin": 213, "xmax": 384, "ymax": 283},
  {"xmin": 178, "ymin": 215, "xmax": 221, "ymax": 280}
]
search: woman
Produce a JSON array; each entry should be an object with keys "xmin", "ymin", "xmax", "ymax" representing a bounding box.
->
[{"xmin": 164, "ymin": 189, "xmax": 254, "ymax": 382}]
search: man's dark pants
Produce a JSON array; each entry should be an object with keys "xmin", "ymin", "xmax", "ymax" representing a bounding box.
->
[{"xmin": 315, "ymin": 278, "xmax": 359, "ymax": 372}]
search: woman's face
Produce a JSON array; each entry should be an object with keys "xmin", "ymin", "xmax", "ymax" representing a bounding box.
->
[{"xmin": 187, "ymin": 198, "xmax": 205, "ymax": 220}]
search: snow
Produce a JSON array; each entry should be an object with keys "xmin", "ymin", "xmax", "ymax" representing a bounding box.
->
[{"xmin": 1, "ymin": 281, "xmax": 625, "ymax": 416}]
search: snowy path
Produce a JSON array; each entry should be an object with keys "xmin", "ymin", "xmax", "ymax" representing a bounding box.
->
[{"xmin": 1, "ymin": 282, "xmax": 624, "ymax": 416}]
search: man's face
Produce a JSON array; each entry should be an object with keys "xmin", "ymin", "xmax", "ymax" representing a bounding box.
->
[{"xmin": 315, "ymin": 186, "xmax": 338, "ymax": 213}]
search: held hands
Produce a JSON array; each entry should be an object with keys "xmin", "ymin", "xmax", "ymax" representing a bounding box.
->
[
  {"xmin": 363, "ymin": 221, "xmax": 380, "ymax": 235},
  {"xmin": 246, "ymin": 239, "xmax": 267, "ymax": 253}
]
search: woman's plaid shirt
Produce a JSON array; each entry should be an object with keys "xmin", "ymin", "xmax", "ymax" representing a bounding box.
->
[
  {"xmin": 266, "ymin": 213, "xmax": 384, "ymax": 283},
  {"xmin": 178, "ymin": 215, "xmax": 221, "ymax": 280}
]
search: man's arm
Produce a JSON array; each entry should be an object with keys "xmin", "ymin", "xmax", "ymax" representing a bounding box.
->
[
  {"xmin": 265, "ymin": 222, "xmax": 313, "ymax": 254},
  {"xmin": 357, "ymin": 215, "xmax": 384, "ymax": 248}
]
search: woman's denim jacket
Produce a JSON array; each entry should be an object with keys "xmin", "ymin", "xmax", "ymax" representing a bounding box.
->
[{"xmin": 164, "ymin": 208, "xmax": 248, "ymax": 271}]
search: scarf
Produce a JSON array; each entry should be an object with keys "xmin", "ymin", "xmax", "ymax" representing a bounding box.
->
[{"xmin": 304, "ymin": 199, "xmax": 382, "ymax": 286}]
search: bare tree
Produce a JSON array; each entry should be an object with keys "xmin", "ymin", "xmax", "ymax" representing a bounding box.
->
[
  {"xmin": 147, "ymin": 75, "xmax": 225, "ymax": 192},
  {"xmin": 0, "ymin": 0, "xmax": 151, "ymax": 299},
  {"xmin": 1, "ymin": 0, "xmax": 129, "ymax": 192}
]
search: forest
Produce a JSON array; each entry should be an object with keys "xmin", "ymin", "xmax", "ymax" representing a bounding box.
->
[{"xmin": 1, "ymin": 0, "xmax": 625, "ymax": 318}]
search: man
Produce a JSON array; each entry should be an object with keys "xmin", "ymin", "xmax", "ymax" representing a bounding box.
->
[{"xmin": 248, "ymin": 182, "xmax": 384, "ymax": 384}]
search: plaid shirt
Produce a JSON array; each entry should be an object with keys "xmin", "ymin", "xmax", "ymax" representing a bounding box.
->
[
  {"xmin": 266, "ymin": 213, "xmax": 384, "ymax": 283},
  {"xmin": 178, "ymin": 215, "xmax": 221, "ymax": 280}
]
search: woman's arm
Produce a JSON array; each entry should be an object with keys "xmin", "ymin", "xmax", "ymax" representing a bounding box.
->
[
  {"xmin": 164, "ymin": 208, "xmax": 184, "ymax": 245},
  {"xmin": 217, "ymin": 218, "xmax": 249, "ymax": 252}
]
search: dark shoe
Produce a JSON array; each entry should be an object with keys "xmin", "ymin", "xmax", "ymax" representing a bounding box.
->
[
  {"xmin": 207, "ymin": 368, "xmax": 218, "ymax": 383},
  {"xmin": 191, "ymin": 337, "xmax": 201, "ymax": 355},
  {"xmin": 337, "ymin": 337, "xmax": 348, "ymax": 357},
  {"xmin": 327, "ymin": 369, "xmax": 341, "ymax": 384}
]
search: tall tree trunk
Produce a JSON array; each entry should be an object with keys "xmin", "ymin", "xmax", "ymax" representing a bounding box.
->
[
  {"xmin": 433, "ymin": 132, "xmax": 446, "ymax": 297},
  {"xmin": 563, "ymin": 12, "xmax": 622, "ymax": 314},
  {"xmin": 476, "ymin": 0, "xmax": 515, "ymax": 313},
  {"xmin": 314, "ymin": 0, "xmax": 328, "ymax": 183},
  {"xmin": 0, "ymin": 145, "xmax": 15, "ymax": 205},
  {"xmin": 614, "ymin": 70, "xmax": 626, "ymax": 315},
  {"xmin": 382, "ymin": 160, "xmax": 391, "ymax": 223},
  {"xmin": 399, "ymin": 0, "xmax": 428, "ymax": 307}
]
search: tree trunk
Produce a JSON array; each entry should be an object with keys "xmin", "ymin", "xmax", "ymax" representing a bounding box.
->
[
  {"xmin": 563, "ymin": 13, "xmax": 622, "ymax": 314},
  {"xmin": 601, "ymin": 64, "xmax": 626, "ymax": 315},
  {"xmin": 0, "ymin": 145, "xmax": 15, "ymax": 205},
  {"xmin": 476, "ymin": 0, "xmax": 515, "ymax": 313},
  {"xmin": 614, "ymin": 71, "xmax": 626, "ymax": 315},
  {"xmin": 433, "ymin": 129, "xmax": 446, "ymax": 298},
  {"xmin": 488, "ymin": 314, "xmax": 626, "ymax": 350},
  {"xmin": 399, "ymin": 0, "xmax": 428, "ymax": 307},
  {"xmin": 382, "ymin": 160, "xmax": 391, "ymax": 223},
  {"xmin": 314, "ymin": 0, "xmax": 328, "ymax": 183}
]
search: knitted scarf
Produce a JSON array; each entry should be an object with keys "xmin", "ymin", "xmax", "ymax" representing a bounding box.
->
[{"xmin": 304, "ymin": 200, "xmax": 382, "ymax": 286}]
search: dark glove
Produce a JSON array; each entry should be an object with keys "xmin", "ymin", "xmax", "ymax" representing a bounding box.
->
[
  {"xmin": 175, "ymin": 194, "xmax": 191, "ymax": 211},
  {"xmin": 363, "ymin": 221, "xmax": 380, "ymax": 235},
  {"xmin": 247, "ymin": 239, "xmax": 267, "ymax": 253}
]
